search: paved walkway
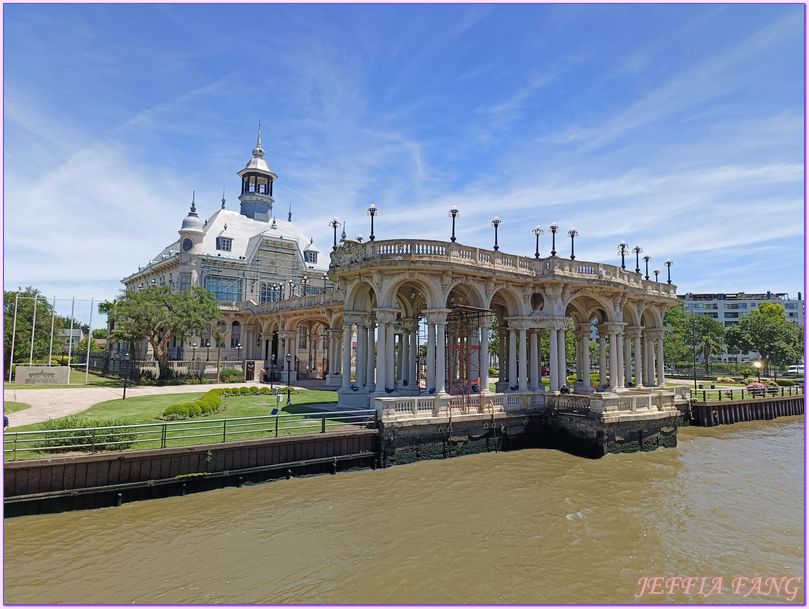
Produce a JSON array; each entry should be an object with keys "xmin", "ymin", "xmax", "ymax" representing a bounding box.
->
[{"xmin": 4, "ymin": 379, "xmax": 330, "ymax": 428}]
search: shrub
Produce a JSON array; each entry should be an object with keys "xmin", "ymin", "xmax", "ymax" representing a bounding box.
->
[
  {"xmin": 163, "ymin": 404, "xmax": 190, "ymax": 418},
  {"xmin": 764, "ymin": 379, "xmax": 779, "ymax": 387},
  {"xmin": 716, "ymin": 377, "xmax": 736, "ymax": 384},
  {"xmin": 38, "ymin": 416, "xmax": 136, "ymax": 452},
  {"xmin": 775, "ymin": 379, "xmax": 795, "ymax": 386},
  {"xmin": 737, "ymin": 366, "xmax": 755, "ymax": 380},
  {"xmin": 220, "ymin": 368, "xmax": 244, "ymax": 383},
  {"xmin": 186, "ymin": 403, "xmax": 202, "ymax": 417},
  {"xmin": 239, "ymin": 387, "xmax": 251, "ymax": 395},
  {"xmin": 259, "ymin": 387, "xmax": 271, "ymax": 394}
]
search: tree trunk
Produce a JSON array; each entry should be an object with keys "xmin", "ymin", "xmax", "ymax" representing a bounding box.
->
[{"xmin": 216, "ymin": 346, "xmax": 222, "ymax": 383}]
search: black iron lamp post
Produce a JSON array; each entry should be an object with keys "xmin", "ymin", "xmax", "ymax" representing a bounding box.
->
[
  {"xmin": 302, "ymin": 276, "xmax": 308, "ymax": 296},
  {"xmin": 286, "ymin": 352, "xmax": 292, "ymax": 405},
  {"xmin": 643, "ymin": 255, "xmax": 651, "ymax": 280},
  {"xmin": 192, "ymin": 342, "xmax": 196, "ymax": 361},
  {"xmin": 236, "ymin": 342, "xmax": 242, "ymax": 362},
  {"xmin": 448, "ymin": 206, "xmax": 460, "ymax": 242},
  {"xmin": 617, "ymin": 241, "xmax": 628, "ymax": 269},
  {"xmin": 568, "ymin": 228, "xmax": 579, "ymax": 260},
  {"xmin": 323, "ymin": 273, "xmax": 328, "ymax": 293},
  {"xmin": 665, "ymin": 259, "xmax": 674, "ymax": 284},
  {"xmin": 367, "ymin": 204, "xmax": 378, "ymax": 241},
  {"xmin": 531, "ymin": 225, "xmax": 544, "ymax": 258},
  {"xmin": 329, "ymin": 217, "xmax": 341, "ymax": 251},
  {"xmin": 549, "ymin": 223, "xmax": 560, "ymax": 256},
  {"xmin": 270, "ymin": 353, "xmax": 276, "ymax": 389},
  {"xmin": 632, "ymin": 245, "xmax": 643, "ymax": 274},
  {"xmin": 122, "ymin": 351, "xmax": 130, "ymax": 400},
  {"xmin": 654, "ymin": 268, "xmax": 660, "ymax": 282},
  {"xmin": 490, "ymin": 216, "xmax": 503, "ymax": 251}
]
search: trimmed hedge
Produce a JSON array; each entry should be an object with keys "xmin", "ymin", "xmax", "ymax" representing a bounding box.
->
[{"xmin": 775, "ymin": 379, "xmax": 795, "ymax": 387}]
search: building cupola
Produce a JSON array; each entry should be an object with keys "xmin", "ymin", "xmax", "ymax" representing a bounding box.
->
[
  {"xmin": 179, "ymin": 192, "xmax": 204, "ymax": 255},
  {"xmin": 237, "ymin": 122, "xmax": 278, "ymax": 222}
]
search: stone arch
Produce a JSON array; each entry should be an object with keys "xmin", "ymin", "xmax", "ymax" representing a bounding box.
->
[
  {"xmin": 487, "ymin": 286, "xmax": 525, "ymax": 317},
  {"xmin": 381, "ymin": 276, "xmax": 441, "ymax": 311},
  {"xmin": 563, "ymin": 293, "xmax": 616, "ymax": 322},
  {"xmin": 445, "ymin": 281, "xmax": 486, "ymax": 309},
  {"xmin": 344, "ymin": 280, "xmax": 378, "ymax": 312},
  {"xmin": 640, "ymin": 306, "xmax": 663, "ymax": 328}
]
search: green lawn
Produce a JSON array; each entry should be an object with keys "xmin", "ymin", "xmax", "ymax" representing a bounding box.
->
[
  {"xmin": 4, "ymin": 368, "xmax": 125, "ymax": 390},
  {"xmin": 3, "ymin": 402, "xmax": 31, "ymax": 415},
  {"xmin": 3, "ymin": 388, "xmax": 349, "ymax": 461}
]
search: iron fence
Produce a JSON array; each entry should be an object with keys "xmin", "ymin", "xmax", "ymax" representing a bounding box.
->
[
  {"xmin": 691, "ymin": 385, "xmax": 804, "ymax": 403},
  {"xmin": 3, "ymin": 409, "xmax": 377, "ymax": 461}
]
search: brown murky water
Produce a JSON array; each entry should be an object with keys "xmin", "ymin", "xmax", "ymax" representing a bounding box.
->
[{"xmin": 4, "ymin": 418, "xmax": 804, "ymax": 604}]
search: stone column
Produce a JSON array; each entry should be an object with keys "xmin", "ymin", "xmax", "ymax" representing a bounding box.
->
[
  {"xmin": 427, "ymin": 322, "xmax": 436, "ymax": 392},
  {"xmin": 356, "ymin": 323, "xmax": 367, "ymax": 387},
  {"xmin": 386, "ymin": 322, "xmax": 396, "ymax": 391},
  {"xmin": 557, "ymin": 326, "xmax": 566, "ymax": 390},
  {"xmin": 634, "ymin": 331, "xmax": 644, "ymax": 388},
  {"xmin": 548, "ymin": 327, "xmax": 559, "ymax": 392},
  {"xmin": 366, "ymin": 323, "xmax": 376, "ymax": 390},
  {"xmin": 341, "ymin": 323, "xmax": 353, "ymax": 389},
  {"xmin": 436, "ymin": 321, "xmax": 447, "ymax": 395},
  {"xmin": 648, "ymin": 335, "xmax": 657, "ymax": 386},
  {"xmin": 655, "ymin": 332, "xmax": 665, "ymax": 386},
  {"xmin": 499, "ymin": 327, "xmax": 507, "ymax": 382},
  {"xmin": 608, "ymin": 332, "xmax": 619, "ymax": 390},
  {"xmin": 598, "ymin": 330, "xmax": 607, "ymax": 390},
  {"xmin": 479, "ymin": 320, "xmax": 490, "ymax": 393},
  {"xmin": 616, "ymin": 331, "xmax": 625, "ymax": 389},
  {"xmin": 400, "ymin": 326, "xmax": 410, "ymax": 385},
  {"xmin": 508, "ymin": 328, "xmax": 517, "ymax": 389},
  {"xmin": 375, "ymin": 321, "xmax": 387, "ymax": 392},
  {"xmin": 335, "ymin": 327, "xmax": 342, "ymax": 376},
  {"xmin": 518, "ymin": 327, "xmax": 528, "ymax": 392},
  {"xmin": 624, "ymin": 330, "xmax": 632, "ymax": 388},
  {"xmin": 409, "ymin": 323, "xmax": 418, "ymax": 389},
  {"xmin": 529, "ymin": 330, "xmax": 540, "ymax": 391}
]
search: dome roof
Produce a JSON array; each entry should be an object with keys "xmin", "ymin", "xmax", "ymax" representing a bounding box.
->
[{"xmin": 180, "ymin": 196, "xmax": 204, "ymax": 233}]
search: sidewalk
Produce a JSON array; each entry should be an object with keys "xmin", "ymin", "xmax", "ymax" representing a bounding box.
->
[{"xmin": 4, "ymin": 379, "xmax": 328, "ymax": 428}]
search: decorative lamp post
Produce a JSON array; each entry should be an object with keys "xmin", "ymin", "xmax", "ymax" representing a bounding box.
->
[
  {"xmin": 531, "ymin": 225, "xmax": 544, "ymax": 258},
  {"xmin": 192, "ymin": 342, "xmax": 196, "ymax": 362},
  {"xmin": 323, "ymin": 273, "xmax": 328, "ymax": 293},
  {"xmin": 366, "ymin": 204, "xmax": 378, "ymax": 241},
  {"xmin": 122, "ymin": 351, "xmax": 130, "ymax": 400},
  {"xmin": 632, "ymin": 245, "xmax": 643, "ymax": 274},
  {"xmin": 236, "ymin": 342, "xmax": 242, "ymax": 362},
  {"xmin": 490, "ymin": 216, "xmax": 503, "ymax": 251},
  {"xmin": 654, "ymin": 268, "xmax": 660, "ymax": 282},
  {"xmin": 549, "ymin": 223, "xmax": 560, "ymax": 256},
  {"xmin": 206, "ymin": 339, "xmax": 210, "ymax": 361},
  {"xmin": 302, "ymin": 276, "xmax": 308, "ymax": 296},
  {"xmin": 289, "ymin": 279, "xmax": 294, "ymax": 298},
  {"xmin": 329, "ymin": 217, "xmax": 341, "ymax": 251},
  {"xmin": 568, "ymin": 228, "xmax": 579, "ymax": 260},
  {"xmin": 286, "ymin": 352, "xmax": 292, "ymax": 405},
  {"xmin": 448, "ymin": 206, "xmax": 460, "ymax": 242},
  {"xmin": 617, "ymin": 241, "xmax": 628, "ymax": 269},
  {"xmin": 643, "ymin": 255, "xmax": 651, "ymax": 280},
  {"xmin": 665, "ymin": 259, "xmax": 674, "ymax": 284},
  {"xmin": 754, "ymin": 361, "xmax": 761, "ymax": 383}
]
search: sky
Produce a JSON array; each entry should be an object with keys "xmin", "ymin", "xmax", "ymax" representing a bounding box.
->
[{"xmin": 3, "ymin": 3, "xmax": 805, "ymax": 327}]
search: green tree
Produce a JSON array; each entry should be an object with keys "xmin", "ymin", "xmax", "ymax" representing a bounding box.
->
[
  {"xmin": 111, "ymin": 286, "xmax": 222, "ymax": 379},
  {"xmin": 209, "ymin": 324, "xmax": 231, "ymax": 383},
  {"xmin": 91, "ymin": 328, "xmax": 107, "ymax": 339},
  {"xmin": 693, "ymin": 315, "xmax": 725, "ymax": 375},
  {"xmin": 4, "ymin": 287, "xmax": 64, "ymax": 375},
  {"xmin": 663, "ymin": 303, "xmax": 693, "ymax": 367},
  {"xmin": 727, "ymin": 302, "xmax": 804, "ymax": 375}
]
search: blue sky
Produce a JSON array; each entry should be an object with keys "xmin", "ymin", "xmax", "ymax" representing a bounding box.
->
[{"xmin": 3, "ymin": 3, "xmax": 805, "ymax": 326}]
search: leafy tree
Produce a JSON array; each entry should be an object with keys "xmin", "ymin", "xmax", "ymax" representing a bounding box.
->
[
  {"xmin": 4, "ymin": 287, "xmax": 64, "ymax": 376},
  {"xmin": 209, "ymin": 324, "xmax": 231, "ymax": 383},
  {"xmin": 78, "ymin": 337, "xmax": 105, "ymax": 354},
  {"xmin": 727, "ymin": 302, "xmax": 804, "ymax": 375},
  {"xmin": 91, "ymin": 328, "xmax": 107, "ymax": 339},
  {"xmin": 111, "ymin": 286, "xmax": 222, "ymax": 379},
  {"xmin": 693, "ymin": 315, "xmax": 725, "ymax": 375},
  {"xmin": 663, "ymin": 303, "xmax": 693, "ymax": 367}
]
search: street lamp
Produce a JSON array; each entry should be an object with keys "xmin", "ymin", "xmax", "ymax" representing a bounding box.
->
[
  {"xmin": 236, "ymin": 342, "xmax": 242, "ymax": 363},
  {"xmin": 122, "ymin": 351, "xmax": 130, "ymax": 400},
  {"xmin": 329, "ymin": 217, "xmax": 341, "ymax": 251},
  {"xmin": 754, "ymin": 361, "xmax": 761, "ymax": 383},
  {"xmin": 286, "ymin": 352, "xmax": 292, "ymax": 405},
  {"xmin": 323, "ymin": 272, "xmax": 328, "ymax": 293},
  {"xmin": 617, "ymin": 241, "xmax": 628, "ymax": 269},
  {"xmin": 490, "ymin": 216, "xmax": 503, "ymax": 251},
  {"xmin": 192, "ymin": 342, "xmax": 196, "ymax": 361},
  {"xmin": 448, "ymin": 206, "xmax": 460, "ymax": 242},
  {"xmin": 568, "ymin": 228, "xmax": 579, "ymax": 260},
  {"xmin": 289, "ymin": 279, "xmax": 294, "ymax": 298},
  {"xmin": 643, "ymin": 255, "xmax": 651, "ymax": 280},
  {"xmin": 531, "ymin": 225, "xmax": 544, "ymax": 258},
  {"xmin": 654, "ymin": 268, "xmax": 660, "ymax": 282},
  {"xmin": 302, "ymin": 276, "xmax": 308, "ymax": 296},
  {"xmin": 366, "ymin": 204, "xmax": 378, "ymax": 241},
  {"xmin": 549, "ymin": 223, "xmax": 560, "ymax": 256},
  {"xmin": 632, "ymin": 245, "xmax": 643, "ymax": 274},
  {"xmin": 665, "ymin": 259, "xmax": 674, "ymax": 284}
]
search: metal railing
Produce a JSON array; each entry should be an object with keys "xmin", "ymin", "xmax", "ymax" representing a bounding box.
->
[
  {"xmin": 691, "ymin": 386, "xmax": 804, "ymax": 402},
  {"xmin": 3, "ymin": 409, "xmax": 376, "ymax": 461}
]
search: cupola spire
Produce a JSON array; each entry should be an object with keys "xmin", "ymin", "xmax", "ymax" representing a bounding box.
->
[
  {"xmin": 190, "ymin": 191, "xmax": 197, "ymax": 215},
  {"xmin": 221, "ymin": 188, "xmax": 226, "ymax": 209},
  {"xmin": 252, "ymin": 121, "xmax": 265, "ymax": 158}
]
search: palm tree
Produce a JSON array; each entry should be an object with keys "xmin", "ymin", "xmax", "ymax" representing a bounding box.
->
[{"xmin": 97, "ymin": 299, "xmax": 118, "ymax": 359}]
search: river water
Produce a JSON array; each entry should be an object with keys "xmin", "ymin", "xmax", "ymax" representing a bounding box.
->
[{"xmin": 4, "ymin": 417, "xmax": 804, "ymax": 604}]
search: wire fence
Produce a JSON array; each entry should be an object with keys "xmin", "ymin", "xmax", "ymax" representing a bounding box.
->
[{"xmin": 3, "ymin": 409, "xmax": 377, "ymax": 462}]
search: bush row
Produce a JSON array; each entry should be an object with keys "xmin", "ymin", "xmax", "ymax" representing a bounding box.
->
[
  {"xmin": 37, "ymin": 415, "xmax": 137, "ymax": 452},
  {"xmin": 160, "ymin": 385, "xmax": 277, "ymax": 420}
]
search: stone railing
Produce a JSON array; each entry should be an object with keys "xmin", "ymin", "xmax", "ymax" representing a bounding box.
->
[
  {"xmin": 334, "ymin": 239, "xmax": 677, "ymax": 297},
  {"xmin": 244, "ymin": 291, "xmax": 344, "ymax": 315},
  {"xmin": 374, "ymin": 387, "xmax": 680, "ymax": 421}
]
